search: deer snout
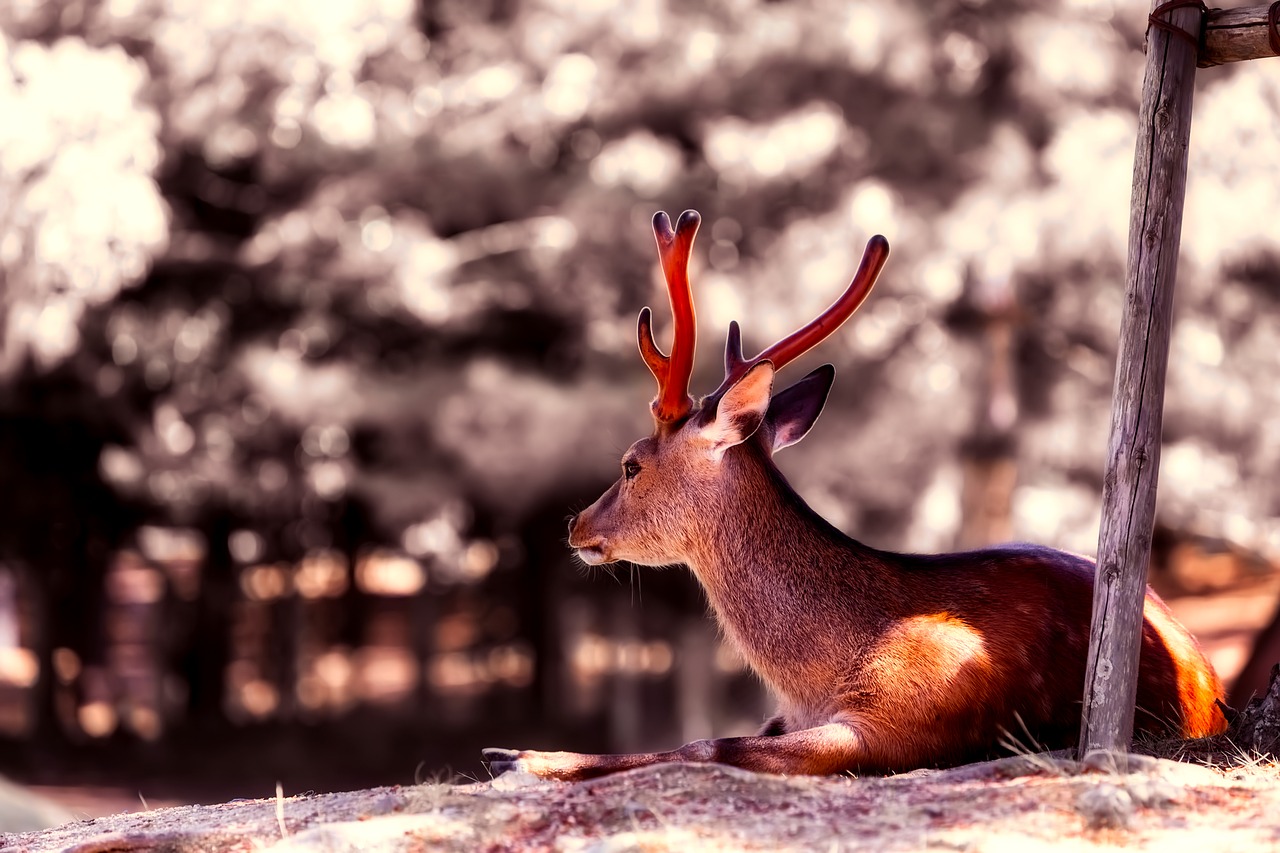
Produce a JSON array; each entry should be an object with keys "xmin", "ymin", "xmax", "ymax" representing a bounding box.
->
[{"xmin": 567, "ymin": 512, "xmax": 610, "ymax": 565}]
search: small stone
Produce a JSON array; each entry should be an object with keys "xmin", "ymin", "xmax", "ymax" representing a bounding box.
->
[
  {"xmin": 1076, "ymin": 783, "xmax": 1134, "ymax": 830},
  {"xmin": 1125, "ymin": 776, "xmax": 1181, "ymax": 808}
]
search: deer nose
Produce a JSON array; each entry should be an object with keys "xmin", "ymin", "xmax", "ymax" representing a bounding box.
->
[{"xmin": 567, "ymin": 513, "xmax": 593, "ymax": 547}]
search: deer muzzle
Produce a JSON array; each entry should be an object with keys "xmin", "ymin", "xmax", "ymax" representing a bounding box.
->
[{"xmin": 567, "ymin": 513, "xmax": 610, "ymax": 565}]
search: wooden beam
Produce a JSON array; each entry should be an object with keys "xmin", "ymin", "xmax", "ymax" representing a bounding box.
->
[
  {"xmin": 1080, "ymin": 0, "xmax": 1201, "ymax": 760},
  {"xmin": 1201, "ymin": 5, "xmax": 1280, "ymax": 67}
]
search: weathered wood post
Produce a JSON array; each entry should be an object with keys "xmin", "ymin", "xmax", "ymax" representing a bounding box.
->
[
  {"xmin": 1200, "ymin": 5, "xmax": 1280, "ymax": 67},
  {"xmin": 1080, "ymin": 0, "xmax": 1203, "ymax": 759},
  {"xmin": 1081, "ymin": 1, "xmax": 1279, "ymax": 759}
]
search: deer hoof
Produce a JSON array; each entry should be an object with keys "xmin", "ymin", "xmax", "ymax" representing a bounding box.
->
[{"xmin": 482, "ymin": 747, "xmax": 524, "ymax": 777}]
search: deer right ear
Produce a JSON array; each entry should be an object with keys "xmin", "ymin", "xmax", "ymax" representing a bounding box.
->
[
  {"xmin": 698, "ymin": 360, "xmax": 775, "ymax": 459},
  {"xmin": 766, "ymin": 364, "xmax": 835, "ymax": 452}
]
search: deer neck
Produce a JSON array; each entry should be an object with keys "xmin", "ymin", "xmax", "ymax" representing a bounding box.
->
[{"xmin": 681, "ymin": 443, "xmax": 891, "ymax": 706}]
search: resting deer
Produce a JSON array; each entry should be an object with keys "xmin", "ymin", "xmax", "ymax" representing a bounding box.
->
[{"xmin": 484, "ymin": 210, "xmax": 1226, "ymax": 781}]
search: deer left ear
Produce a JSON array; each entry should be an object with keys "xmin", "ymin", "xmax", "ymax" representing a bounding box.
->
[{"xmin": 765, "ymin": 364, "xmax": 835, "ymax": 452}]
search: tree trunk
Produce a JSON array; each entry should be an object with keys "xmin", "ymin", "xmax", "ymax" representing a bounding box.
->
[
  {"xmin": 956, "ymin": 266, "xmax": 1019, "ymax": 550},
  {"xmin": 185, "ymin": 509, "xmax": 235, "ymax": 727}
]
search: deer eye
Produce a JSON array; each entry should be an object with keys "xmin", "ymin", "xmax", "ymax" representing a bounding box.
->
[{"xmin": 623, "ymin": 460, "xmax": 641, "ymax": 480}]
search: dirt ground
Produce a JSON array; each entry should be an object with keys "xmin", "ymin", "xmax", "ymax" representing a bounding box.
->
[{"xmin": 4, "ymin": 751, "xmax": 1280, "ymax": 852}]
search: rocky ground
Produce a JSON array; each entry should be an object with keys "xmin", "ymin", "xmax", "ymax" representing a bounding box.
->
[{"xmin": 4, "ymin": 750, "xmax": 1280, "ymax": 853}]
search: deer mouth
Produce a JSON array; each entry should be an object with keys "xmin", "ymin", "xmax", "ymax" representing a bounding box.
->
[
  {"xmin": 574, "ymin": 545, "xmax": 610, "ymax": 565},
  {"xmin": 571, "ymin": 538, "xmax": 611, "ymax": 565}
]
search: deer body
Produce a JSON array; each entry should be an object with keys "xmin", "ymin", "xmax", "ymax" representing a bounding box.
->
[{"xmin": 483, "ymin": 210, "xmax": 1225, "ymax": 781}]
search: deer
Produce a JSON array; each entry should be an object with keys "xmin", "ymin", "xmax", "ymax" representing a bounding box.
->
[{"xmin": 483, "ymin": 209, "xmax": 1227, "ymax": 781}]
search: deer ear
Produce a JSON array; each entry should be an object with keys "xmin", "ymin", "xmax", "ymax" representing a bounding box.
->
[
  {"xmin": 766, "ymin": 364, "xmax": 835, "ymax": 452},
  {"xmin": 699, "ymin": 360, "xmax": 775, "ymax": 459}
]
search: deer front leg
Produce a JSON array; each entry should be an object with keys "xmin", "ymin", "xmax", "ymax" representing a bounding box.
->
[
  {"xmin": 482, "ymin": 746, "xmax": 676, "ymax": 781},
  {"xmin": 483, "ymin": 722, "xmax": 866, "ymax": 781}
]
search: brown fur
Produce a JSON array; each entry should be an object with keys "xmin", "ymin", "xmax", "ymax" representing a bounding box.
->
[{"xmin": 483, "ymin": 370, "xmax": 1226, "ymax": 782}]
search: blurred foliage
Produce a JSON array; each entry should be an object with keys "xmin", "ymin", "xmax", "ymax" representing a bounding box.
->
[{"xmin": 0, "ymin": 0, "xmax": 1279, "ymax": 763}]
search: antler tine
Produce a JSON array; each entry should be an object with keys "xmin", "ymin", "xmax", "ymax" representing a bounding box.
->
[
  {"xmin": 637, "ymin": 306, "xmax": 668, "ymax": 387},
  {"xmin": 724, "ymin": 320, "xmax": 746, "ymax": 376},
  {"xmin": 716, "ymin": 235, "xmax": 890, "ymax": 394},
  {"xmin": 638, "ymin": 210, "xmax": 701, "ymax": 422}
]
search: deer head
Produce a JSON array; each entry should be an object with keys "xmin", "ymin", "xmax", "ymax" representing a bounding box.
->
[{"xmin": 568, "ymin": 210, "xmax": 890, "ymax": 568}]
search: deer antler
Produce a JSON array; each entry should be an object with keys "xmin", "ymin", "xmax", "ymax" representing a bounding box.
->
[
  {"xmin": 717, "ymin": 234, "xmax": 890, "ymax": 396},
  {"xmin": 639, "ymin": 210, "xmax": 701, "ymax": 423}
]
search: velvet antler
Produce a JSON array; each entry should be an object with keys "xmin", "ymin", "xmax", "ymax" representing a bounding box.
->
[
  {"xmin": 638, "ymin": 210, "xmax": 701, "ymax": 423},
  {"xmin": 717, "ymin": 235, "xmax": 890, "ymax": 396}
]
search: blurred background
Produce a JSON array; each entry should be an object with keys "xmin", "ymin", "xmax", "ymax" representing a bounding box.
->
[{"xmin": 1, "ymin": 0, "xmax": 1279, "ymax": 819}]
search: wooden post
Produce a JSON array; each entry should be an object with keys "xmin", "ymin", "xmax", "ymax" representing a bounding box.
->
[
  {"xmin": 1079, "ymin": 0, "xmax": 1203, "ymax": 759},
  {"xmin": 1201, "ymin": 5, "xmax": 1280, "ymax": 67}
]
